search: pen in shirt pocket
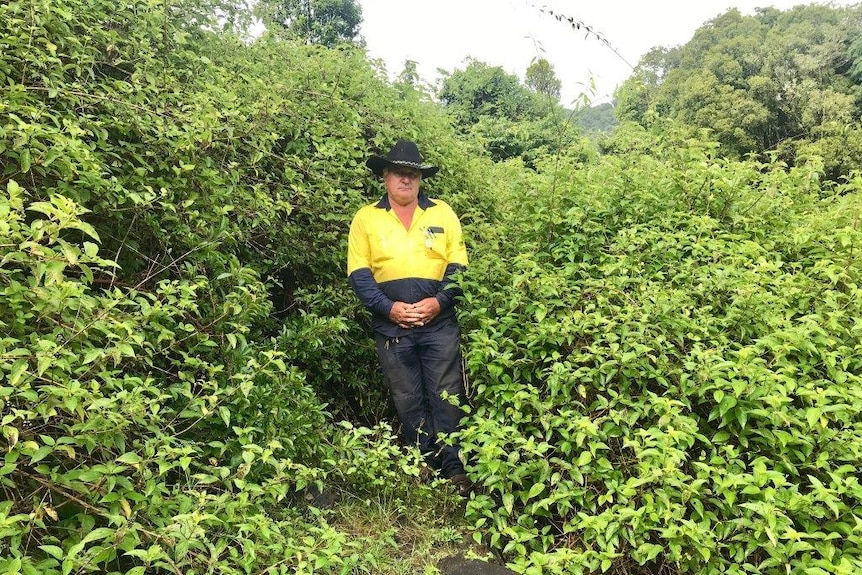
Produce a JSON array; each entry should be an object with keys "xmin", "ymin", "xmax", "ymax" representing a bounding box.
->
[{"xmin": 424, "ymin": 226, "xmax": 444, "ymax": 248}]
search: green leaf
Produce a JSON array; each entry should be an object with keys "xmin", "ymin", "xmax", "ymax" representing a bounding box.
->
[
  {"xmin": 528, "ymin": 482, "xmax": 544, "ymax": 499},
  {"xmin": 30, "ymin": 445, "xmax": 53, "ymax": 465},
  {"xmin": 83, "ymin": 349, "xmax": 103, "ymax": 364},
  {"xmin": 81, "ymin": 527, "xmax": 115, "ymax": 545},
  {"xmin": 83, "ymin": 242, "xmax": 99, "ymax": 258},
  {"xmin": 805, "ymin": 407, "xmax": 822, "ymax": 428},
  {"xmin": 2, "ymin": 427, "xmax": 18, "ymax": 449},
  {"xmin": 39, "ymin": 545, "xmax": 65, "ymax": 560},
  {"xmin": 636, "ymin": 542, "xmax": 663, "ymax": 564},
  {"xmin": 117, "ymin": 452, "xmax": 143, "ymax": 466},
  {"xmin": 718, "ymin": 395, "xmax": 737, "ymax": 418},
  {"xmin": 19, "ymin": 149, "xmax": 31, "ymax": 173},
  {"xmin": 502, "ymin": 493, "xmax": 514, "ymax": 515}
]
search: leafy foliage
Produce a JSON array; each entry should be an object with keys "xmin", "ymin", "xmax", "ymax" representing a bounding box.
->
[
  {"xmin": 4, "ymin": 1, "xmax": 862, "ymax": 574},
  {"xmin": 2, "ymin": 180, "xmax": 327, "ymax": 573},
  {"xmin": 572, "ymin": 103, "xmax": 618, "ymax": 136},
  {"xmin": 0, "ymin": 0, "xmax": 470, "ymax": 573},
  {"xmin": 438, "ymin": 58, "xmax": 544, "ymax": 127},
  {"xmin": 616, "ymin": 5, "xmax": 862, "ymax": 178},
  {"xmin": 525, "ymin": 58, "xmax": 562, "ymax": 102},
  {"xmin": 256, "ymin": 0, "xmax": 363, "ymax": 46},
  {"xmin": 456, "ymin": 125, "xmax": 862, "ymax": 574},
  {"xmin": 437, "ymin": 59, "xmax": 587, "ymax": 166}
]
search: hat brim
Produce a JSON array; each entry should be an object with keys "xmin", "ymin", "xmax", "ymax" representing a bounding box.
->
[{"xmin": 366, "ymin": 156, "xmax": 439, "ymax": 178}]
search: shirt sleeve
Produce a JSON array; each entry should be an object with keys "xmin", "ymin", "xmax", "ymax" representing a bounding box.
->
[
  {"xmin": 347, "ymin": 208, "xmax": 370, "ymax": 277},
  {"xmin": 435, "ymin": 263, "xmax": 465, "ymax": 312},
  {"xmin": 349, "ymin": 268, "xmax": 395, "ymax": 318},
  {"xmin": 435, "ymin": 205, "xmax": 468, "ymax": 311},
  {"xmin": 445, "ymin": 208, "xmax": 468, "ymax": 267},
  {"xmin": 347, "ymin": 209, "xmax": 395, "ymax": 318}
]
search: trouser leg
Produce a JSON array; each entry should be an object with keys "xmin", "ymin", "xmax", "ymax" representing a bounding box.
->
[
  {"xmin": 417, "ymin": 323, "xmax": 467, "ymax": 478},
  {"xmin": 374, "ymin": 334, "xmax": 436, "ymax": 461}
]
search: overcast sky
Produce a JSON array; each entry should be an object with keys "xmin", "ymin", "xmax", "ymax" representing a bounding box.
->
[{"xmin": 358, "ymin": 0, "xmax": 856, "ymax": 105}]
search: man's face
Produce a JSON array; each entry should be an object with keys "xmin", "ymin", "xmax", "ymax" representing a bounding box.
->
[{"xmin": 383, "ymin": 167, "xmax": 422, "ymax": 207}]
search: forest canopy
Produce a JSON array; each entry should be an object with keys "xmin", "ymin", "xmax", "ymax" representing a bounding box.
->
[{"xmin": 615, "ymin": 4, "xmax": 862, "ymax": 179}]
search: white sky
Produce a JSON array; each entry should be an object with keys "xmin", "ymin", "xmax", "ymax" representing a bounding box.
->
[{"xmin": 358, "ymin": 0, "xmax": 857, "ymax": 105}]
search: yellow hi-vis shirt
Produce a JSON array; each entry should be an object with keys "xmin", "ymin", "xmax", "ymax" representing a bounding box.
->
[{"xmin": 347, "ymin": 193, "xmax": 467, "ymax": 336}]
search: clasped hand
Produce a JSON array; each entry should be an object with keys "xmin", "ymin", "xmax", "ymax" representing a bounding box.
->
[{"xmin": 389, "ymin": 297, "xmax": 441, "ymax": 329}]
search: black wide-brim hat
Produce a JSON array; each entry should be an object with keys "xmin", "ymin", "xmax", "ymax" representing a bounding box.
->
[{"xmin": 366, "ymin": 140, "xmax": 439, "ymax": 177}]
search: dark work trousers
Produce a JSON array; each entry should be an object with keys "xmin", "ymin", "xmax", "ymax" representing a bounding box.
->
[{"xmin": 374, "ymin": 320, "xmax": 467, "ymax": 478}]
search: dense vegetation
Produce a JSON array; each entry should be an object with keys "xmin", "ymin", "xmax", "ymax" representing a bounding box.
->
[
  {"xmin": 1, "ymin": 1, "xmax": 860, "ymax": 575},
  {"xmin": 458, "ymin": 127, "xmax": 862, "ymax": 574},
  {"xmin": 616, "ymin": 4, "xmax": 862, "ymax": 179}
]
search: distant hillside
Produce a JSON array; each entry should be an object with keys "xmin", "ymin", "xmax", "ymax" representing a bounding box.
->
[
  {"xmin": 615, "ymin": 3, "xmax": 862, "ymax": 179},
  {"xmin": 572, "ymin": 102, "xmax": 618, "ymax": 134}
]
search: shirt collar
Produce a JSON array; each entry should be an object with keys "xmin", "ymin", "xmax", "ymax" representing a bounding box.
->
[{"xmin": 375, "ymin": 192, "xmax": 437, "ymax": 210}]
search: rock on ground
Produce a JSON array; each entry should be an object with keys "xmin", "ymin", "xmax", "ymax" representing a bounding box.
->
[{"xmin": 437, "ymin": 554, "xmax": 517, "ymax": 575}]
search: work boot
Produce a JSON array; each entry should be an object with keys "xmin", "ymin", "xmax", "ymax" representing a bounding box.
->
[
  {"xmin": 419, "ymin": 463, "xmax": 437, "ymax": 482},
  {"xmin": 448, "ymin": 473, "xmax": 473, "ymax": 497}
]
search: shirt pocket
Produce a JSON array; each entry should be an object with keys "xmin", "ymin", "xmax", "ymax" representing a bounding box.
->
[{"xmin": 424, "ymin": 226, "xmax": 447, "ymax": 260}]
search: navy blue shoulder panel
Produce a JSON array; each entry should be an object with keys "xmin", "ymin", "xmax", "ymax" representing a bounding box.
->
[{"xmin": 374, "ymin": 192, "xmax": 437, "ymax": 210}]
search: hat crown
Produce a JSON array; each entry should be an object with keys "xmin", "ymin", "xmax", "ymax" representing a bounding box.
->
[
  {"xmin": 366, "ymin": 139, "xmax": 439, "ymax": 177},
  {"xmin": 385, "ymin": 140, "xmax": 423, "ymax": 167}
]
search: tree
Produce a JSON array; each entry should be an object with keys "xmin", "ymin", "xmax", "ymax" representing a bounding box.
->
[
  {"xmin": 258, "ymin": 0, "xmax": 362, "ymax": 47},
  {"xmin": 525, "ymin": 58, "xmax": 561, "ymax": 101},
  {"xmin": 615, "ymin": 4, "xmax": 862, "ymax": 167},
  {"xmin": 851, "ymin": 34, "xmax": 862, "ymax": 82},
  {"xmin": 615, "ymin": 46, "xmax": 679, "ymax": 124},
  {"xmin": 437, "ymin": 58, "xmax": 586, "ymax": 165},
  {"xmin": 396, "ymin": 59, "xmax": 420, "ymax": 87},
  {"xmin": 437, "ymin": 58, "xmax": 542, "ymax": 125},
  {"xmin": 574, "ymin": 102, "xmax": 618, "ymax": 134}
]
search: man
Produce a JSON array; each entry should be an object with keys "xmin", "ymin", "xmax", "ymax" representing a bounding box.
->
[{"xmin": 347, "ymin": 140, "xmax": 471, "ymax": 492}]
